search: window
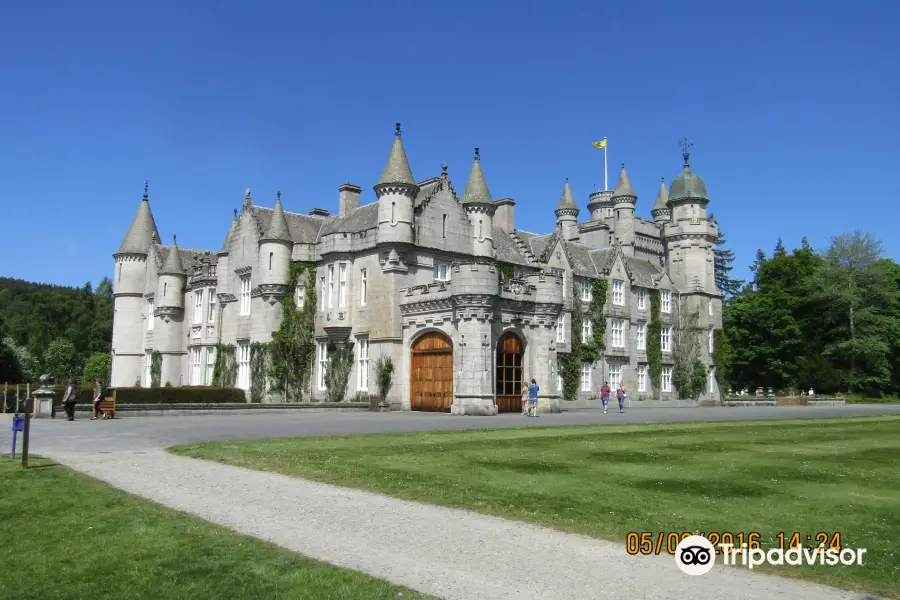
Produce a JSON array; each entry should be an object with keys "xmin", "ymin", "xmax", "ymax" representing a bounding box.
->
[
  {"xmin": 582, "ymin": 318, "xmax": 592, "ymax": 343},
  {"xmin": 608, "ymin": 363, "xmax": 621, "ymax": 389},
  {"xmin": 295, "ymin": 284, "xmax": 305, "ymax": 309},
  {"xmin": 117, "ymin": 262, "xmax": 122, "ymax": 283},
  {"xmin": 612, "ymin": 279, "xmax": 624, "ymax": 306},
  {"xmin": 442, "ymin": 214, "xmax": 447, "ymax": 238},
  {"xmin": 190, "ymin": 347, "xmax": 202, "ymax": 385},
  {"xmin": 357, "ymin": 337, "xmax": 369, "ymax": 391},
  {"xmin": 237, "ymin": 342, "xmax": 250, "ymax": 390},
  {"xmin": 193, "ymin": 289, "xmax": 204, "ymax": 324},
  {"xmin": 207, "ymin": 288, "xmax": 216, "ymax": 323},
  {"xmin": 338, "ymin": 263, "xmax": 347, "ymax": 308},
  {"xmin": 637, "ymin": 365, "xmax": 647, "ymax": 392},
  {"xmin": 163, "ymin": 282, "xmax": 168, "ymax": 297},
  {"xmin": 391, "ymin": 201, "xmax": 395, "ymax": 223},
  {"xmin": 611, "ymin": 318, "xmax": 624, "ymax": 347},
  {"xmin": 478, "ymin": 219, "xmax": 483, "ymax": 239},
  {"xmin": 638, "ymin": 288, "xmax": 646, "ymax": 310},
  {"xmin": 661, "ymin": 327, "xmax": 671, "ymax": 352},
  {"xmin": 359, "ymin": 269, "xmax": 367, "ymax": 306},
  {"xmin": 144, "ymin": 350, "xmax": 152, "ymax": 388},
  {"xmin": 239, "ymin": 275, "xmax": 251, "ymax": 316},
  {"xmin": 662, "ymin": 366, "xmax": 672, "ymax": 392},
  {"xmin": 320, "ymin": 276, "xmax": 326, "ymax": 312},
  {"xmin": 580, "ymin": 362, "xmax": 591, "ymax": 391},
  {"xmin": 581, "ymin": 281, "xmax": 592, "ymax": 302},
  {"xmin": 206, "ymin": 346, "xmax": 216, "ymax": 385},
  {"xmin": 708, "ymin": 299, "xmax": 713, "ymax": 316},
  {"xmin": 327, "ymin": 264, "xmax": 335, "ymax": 308},
  {"xmin": 268, "ymin": 252, "xmax": 273, "ymax": 271},
  {"xmin": 556, "ymin": 313, "xmax": 566, "ymax": 343},
  {"xmin": 147, "ymin": 299, "xmax": 154, "ymax": 331},
  {"xmin": 317, "ymin": 342, "xmax": 328, "ymax": 390},
  {"xmin": 636, "ymin": 323, "xmax": 646, "ymax": 350},
  {"xmin": 661, "ymin": 290, "xmax": 671, "ymax": 313},
  {"xmin": 434, "ymin": 261, "xmax": 450, "ymax": 281},
  {"xmin": 709, "ymin": 329, "xmax": 715, "ymax": 354}
]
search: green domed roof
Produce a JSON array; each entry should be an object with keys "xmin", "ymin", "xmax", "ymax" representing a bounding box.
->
[{"xmin": 669, "ymin": 166, "xmax": 708, "ymax": 202}]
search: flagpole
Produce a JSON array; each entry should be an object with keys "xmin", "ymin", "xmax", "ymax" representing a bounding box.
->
[{"xmin": 604, "ymin": 141, "xmax": 608, "ymax": 191}]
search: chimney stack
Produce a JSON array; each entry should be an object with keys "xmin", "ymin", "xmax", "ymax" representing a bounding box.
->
[
  {"xmin": 493, "ymin": 198, "xmax": 515, "ymax": 233},
  {"xmin": 338, "ymin": 183, "xmax": 361, "ymax": 216}
]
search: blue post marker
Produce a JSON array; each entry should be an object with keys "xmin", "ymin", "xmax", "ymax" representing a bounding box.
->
[{"xmin": 11, "ymin": 411, "xmax": 24, "ymax": 458}]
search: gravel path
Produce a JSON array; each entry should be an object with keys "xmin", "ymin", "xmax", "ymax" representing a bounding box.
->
[{"xmin": 46, "ymin": 449, "xmax": 871, "ymax": 600}]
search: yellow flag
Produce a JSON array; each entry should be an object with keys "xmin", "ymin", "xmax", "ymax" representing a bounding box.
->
[{"xmin": 592, "ymin": 139, "xmax": 607, "ymax": 149}]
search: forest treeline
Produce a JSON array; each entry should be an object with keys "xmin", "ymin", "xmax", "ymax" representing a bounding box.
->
[{"xmin": 1, "ymin": 226, "xmax": 897, "ymax": 397}]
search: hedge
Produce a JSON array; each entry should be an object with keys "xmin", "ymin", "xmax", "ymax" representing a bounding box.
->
[{"xmin": 2, "ymin": 385, "xmax": 247, "ymax": 406}]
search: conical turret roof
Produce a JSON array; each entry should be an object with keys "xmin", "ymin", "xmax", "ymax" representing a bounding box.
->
[
  {"xmin": 653, "ymin": 178, "xmax": 669, "ymax": 211},
  {"xmin": 262, "ymin": 192, "xmax": 292, "ymax": 242},
  {"xmin": 612, "ymin": 165, "xmax": 636, "ymax": 198},
  {"xmin": 218, "ymin": 209, "xmax": 238, "ymax": 254},
  {"xmin": 116, "ymin": 182, "xmax": 161, "ymax": 255},
  {"xmin": 160, "ymin": 235, "xmax": 185, "ymax": 275},
  {"xmin": 461, "ymin": 148, "xmax": 493, "ymax": 205},
  {"xmin": 556, "ymin": 179, "xmax": 578, "ymax": 212},
  {"xmin": 376, "ymin": 123, "xmax": 416, "ymax": 186}
]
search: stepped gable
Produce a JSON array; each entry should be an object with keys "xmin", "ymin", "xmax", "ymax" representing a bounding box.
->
[{"xmin": 492, "ymin": 228, "xmax": 532, "ymax": 267}]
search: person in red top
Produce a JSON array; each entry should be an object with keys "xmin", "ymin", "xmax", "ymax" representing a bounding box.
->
[{"xmin": 600, "ymin": 382, "xmax": 611, "ymax": 414}]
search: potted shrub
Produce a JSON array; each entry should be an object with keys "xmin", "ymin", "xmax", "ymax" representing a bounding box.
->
[{"xmin": 375, "ymin": 355, "xmax": 394, "ymax": 412}]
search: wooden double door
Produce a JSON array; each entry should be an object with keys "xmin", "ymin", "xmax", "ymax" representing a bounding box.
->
[
  {"xmin": 410, "ymin": 331, "xmax": 453, "ymax": 412},
  {"xmin": 495, "ymin": 332, "xmax": 524, "ymax": 413}
]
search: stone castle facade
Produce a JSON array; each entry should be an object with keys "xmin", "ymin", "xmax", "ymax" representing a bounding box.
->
[{"xmin": 110, "ymin": 124, "xmax": 723, "ymax": 413}]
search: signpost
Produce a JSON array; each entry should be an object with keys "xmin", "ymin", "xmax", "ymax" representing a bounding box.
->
[
  {"xmin": 11, "ymin": 411, "xmax": 24, "ymax": 458},
  {"xmin": 22, "ymin": 401, "xmax": 31, "ymax": 467}
]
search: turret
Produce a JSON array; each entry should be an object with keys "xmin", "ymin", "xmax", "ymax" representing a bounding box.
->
[
  {"xmin": 157, "ymin": 234, "xmax": 186, "ymax": 309},
  {"xmin": 651, "ymin": 177, "xmax": 671, "ymax": 224},
  {"xmin": 258, "ymin": 191, "xmax": 292, "ymax": 288},
  {"xmin": 375, "ymin": 123, "xmax": 418, "ymax": 246},
  {"xmin": 555, "ymin": 179, "xmax": 579, "ymax": 241},
  {"xmin": 611, "ymin": 164, "xmax": 637, "ymax": 256},
  {"xmin": 110, "ymin": 182, "xmax": 161, "ymax": 386},
  {"xmin": 461, "ymin": 148, "xmax": 496, "ymax": 258}
]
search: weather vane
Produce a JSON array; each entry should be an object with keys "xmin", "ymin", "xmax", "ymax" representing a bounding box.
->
[{"xmin": 679, "ymin": 138, "xmax": 693, "ymax": 168}]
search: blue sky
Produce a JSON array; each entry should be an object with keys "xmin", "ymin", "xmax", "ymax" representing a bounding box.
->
[{"xmin": 1, "ymin": 0, "xmax": 897, "ymax": 288}]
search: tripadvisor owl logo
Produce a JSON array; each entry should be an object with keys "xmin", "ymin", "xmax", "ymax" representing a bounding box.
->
[{"xmin": 675, "ymin": 535, "xmax": 716, "ymax": 576}]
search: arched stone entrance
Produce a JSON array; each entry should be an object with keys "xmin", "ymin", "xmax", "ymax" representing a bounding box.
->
[
  {"xmin": 410, "ymin": 331, "xmax": 454, "ymax": 412},
  {"xmin": 495, "ymin": 332, "xmax": 524, "ymax": 413}
]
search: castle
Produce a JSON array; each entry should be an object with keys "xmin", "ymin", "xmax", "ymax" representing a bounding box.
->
[{"xmin": 110, "ymin": 124, "xmax": 723, "ymax": 413}]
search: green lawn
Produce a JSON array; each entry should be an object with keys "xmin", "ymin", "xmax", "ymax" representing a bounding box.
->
[
  {"xmin": 172, "ymin": 416, "xmax": 900, "ymax": 598},
  {"xmin": 0, "ymin": 456, "xmax": 433, "ymax": 600}
]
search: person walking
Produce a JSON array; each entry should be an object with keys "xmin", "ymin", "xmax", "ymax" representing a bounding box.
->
[
  {"xmin": 527, "ymin": 378, "xmax": 540, "ymax": 417},
  {"xmin": 616, "ymin": 383, "xmax": 626, "ymax": 414},
  {"xmin": 521, "ymin": 379, "xmax": 530, "ymax": 416},
  {"xmin": 600, "ymin": 381, "xmax": 611, "ymax": 414},
  {"xmin": 91, "ymin": 377, "xmax": 104, "ymax": 420},
  {"xmin": 61, "ymin": 379, "xmax": 78, "ymax": 421}
]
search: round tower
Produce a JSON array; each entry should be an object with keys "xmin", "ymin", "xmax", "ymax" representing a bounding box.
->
[
  {"xmin": 155, "ymin": 234, "xmax": 187, "ymax": 386},
  {"xmin": 611, "ymin": 164, "xmax": 637, "ymax": 256},
  {"xmin": 555, "ymin": 179, "xmax": 579, "ymax": 241},
  {"xmin": 157, "ymin": 235, "xmax": 186, "ymax": 310},
  {"xmin": 651, "ymin": 177, "xmax": 671, "ymax": 224},
  {"xmin": 461, "ymin": 148, "xmax": 496, "ymax": 258},
  {"xmin": 587, "ymin": 189, "xmax": 614, "ymax": 221},
  {"xmin": 258, "ymin": 191, "xmax": 292, "ymax": 289},
  {"xmin": 111, "ymin": 181, "xmax": 160, "ymax": 387},
  {"xmin": 375, "ymin": 123, "xmax": 418, "ymax": 246}
]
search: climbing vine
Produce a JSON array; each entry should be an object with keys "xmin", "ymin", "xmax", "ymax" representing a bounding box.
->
[
  {"xmin": 712, "ymin": 328, "xmax": 732, "ymax": 391},
  {"xmin": 212, "ymin": 343, "xmax": 237, "ymax": 388},
  {"xmin": 324, "ymin": 341, "xmax": 354, "ymax": 403},
  {"xmin": 499, "ymin": 264, "xmax": 514, "ymax": 281},
  {"xmin": 249, "ymin": 342, "xmax": 272, "ymax": 403},
  {"xmin": 149, "ymin": 350, "xmax": 162, "ymax": 388},
  {"xmin": 648, "ymin": 289, "xmax": 662, "ymax": 396},
  {"xmin": 268, "ymin": 262, "xmax": 317, "ymax": 401},
  {"xmin": 558, "ymin": 278, "xmax": 609, "ymax": 401}
]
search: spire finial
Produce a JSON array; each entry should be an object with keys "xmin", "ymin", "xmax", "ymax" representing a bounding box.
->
[
  {"xmin": 661, "ymin": 176, "xmax": 665, "ymax": 183},
  {"xmin": 233, "ymin": 208, "xmax": 238, "ymax": 219},
  {"xmin": 621, "ymin": 161, "xmax": 625, "ymax": 170},
  {"xmin": 244, "ymin": 187, "xmax": 251, "ymax": 205},
  {"xmin": 441, "ymin": 163, "xmax": 448, "ymax": 178},
  {"xmin": 276, "ymin": 190, "xmax": 281, "ymax": 202},
  {"xmin": 474, "ymin": 147, "xmax": 480, "ymax": 162},
  {"xmin": 172, "ymin": 233, "xmax": 177, "ymax": 245},
  {"xmin": 395, "ymin": 122, "xmax": 401, "ymax": 138},
  {"xmin": 565, "ymin": 176, "xmax": 569, "ymax": 183},
  {"xmin": 679, "ymin": 138, "xmax": 693, "ymax": 168},
  {"xmin": 143, "ymin": 180, "xmax": 149, "ymax": 201}
]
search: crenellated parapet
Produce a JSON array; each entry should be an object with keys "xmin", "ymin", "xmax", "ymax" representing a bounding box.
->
[{"xmin": 449, "ymin": 260, "xmax": 499, "ymax": 298}]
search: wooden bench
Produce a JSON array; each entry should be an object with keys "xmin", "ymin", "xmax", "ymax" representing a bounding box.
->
[{"xmin": 96, "ymin": 394, "xmax": 116, "ymax": 419}]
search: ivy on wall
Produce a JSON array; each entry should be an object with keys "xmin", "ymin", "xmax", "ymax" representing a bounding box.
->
[
  {"xmin": 499, "ymin": 264, "xmax": 515, "ymax": 281},
  {"xmin": 712, "ymin": 328, "xmax": 732, "ymax": 391},
  {"xmin": 211, "ymin": 343, "xmax": 237, "ymax": 388},
  {"xmin": 249, "ymin": 342, "xmax": 271, "ymax": 403},
  {"xmin": 557, "ymin": 277, "xmax": 609, "ymax": 401},
  {"xmin": 268, "ymin": 262, "xmax": 317, "ymax": 401},
  {"xmin": 149, "ymin": 350, "xmax": 162, "ymax": 388},
  {"xmin": 324, "ymin": 341, "xmax": 354, "ymax": 403},
  {"xmin": 648, "ymin": 289, "xmax": 662, "ymax": 396}
]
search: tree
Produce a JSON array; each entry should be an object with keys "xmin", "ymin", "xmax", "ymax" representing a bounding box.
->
[
  {"xmin": 375, "ymin": 355, "xmax": 395, "ymax": 404},
  {"xmin": 815, "ymin": 231, "xmax": 884, "ymax": 393},
  {"xmin": 774, "ymin": 238, "xmax": 786, "ymax": 257},
  {"xmin": 82, "ymin": 352, "xmax": 112, "ymax": 385},
  {"xmin": 671, "ymin": 296, "xmax": 705, "ymax": 399},
  {"xmin": 10, "ymin": 342, "xmax": 41, "ymax": 382},
  {"xmin": 0, "ymin": 338, "xmax": 23, "ymax": 382},
  {"xmin": 44, "ymin": 338, "xmax": 80, "ymax": 382},
  {"xmin": 748, "ymin": 249, "xmax": 767, "ymax": 291},
  {"xmin": 324, "ymin": 342, "xmax": 354, "ymax": 403},
  {"xmin": 709, "ymin": 214, "xmax": 744, "ymax": 299}
]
